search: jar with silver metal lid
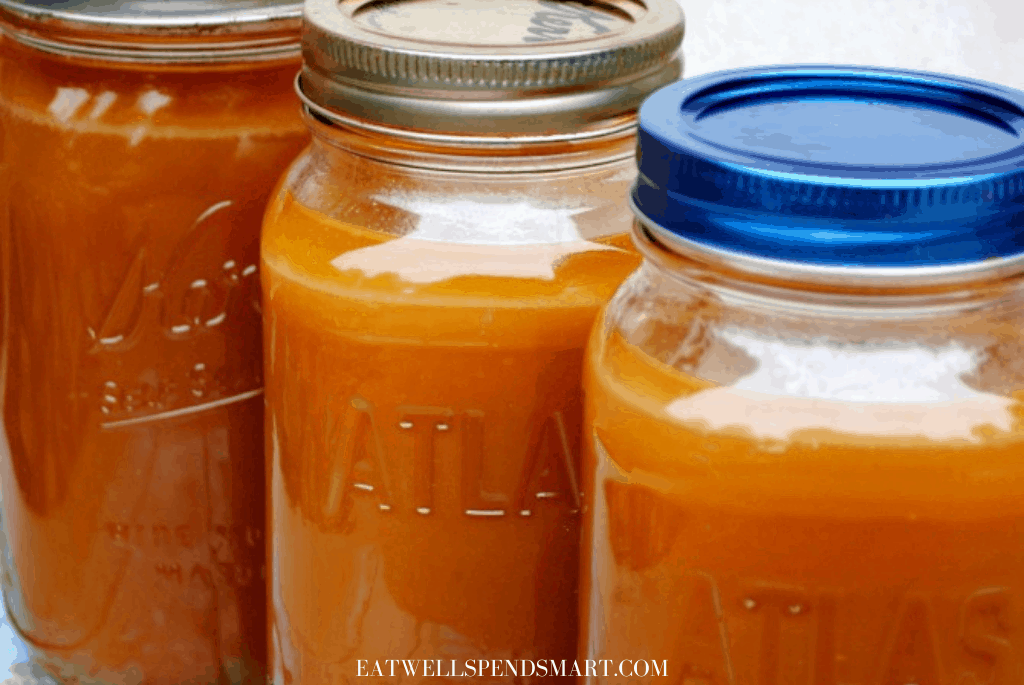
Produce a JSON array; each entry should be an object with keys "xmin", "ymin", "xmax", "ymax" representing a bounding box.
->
[
  {"xmin": 261, "ymin": 0, "xmax": 682, "ymax": 681},
  {"xmin": 0, "ymin": 2, "xmax": 307, "ymax": 684},
  {"xmin": 584, "ymin": 66, "xmax": 1024, "ymax": 681}
]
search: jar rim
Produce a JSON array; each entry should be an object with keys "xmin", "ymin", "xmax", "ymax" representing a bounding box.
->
[
  {"xmin": 296, "ymin": 72, "xmax": 640, "ymax": 146},
  {"xmin": 632, "ymin": 201, "xmax": 1024, "ymax": 291},
  {"xmin": 0, "ymin": 0, "xmax": 302, "ymax": 62}
]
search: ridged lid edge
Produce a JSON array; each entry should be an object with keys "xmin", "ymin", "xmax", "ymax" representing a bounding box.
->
[
  {"xmin": 303, "ymin": 18, "xmax": 684, "ymax": 92},
  {"xmin": 0, "ymin": 0, "xmax": 302, "ymax": 32}
]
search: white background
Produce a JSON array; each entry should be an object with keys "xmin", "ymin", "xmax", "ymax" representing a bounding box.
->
[{"xmin": 683, "ymin": 0, "xmax": 1024, "ymax": 87}]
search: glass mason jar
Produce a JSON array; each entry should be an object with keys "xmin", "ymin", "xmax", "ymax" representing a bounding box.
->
[
  {"xmin": 262, "ymin": 0, "xmax": 683, "ymax": 681},
  {"xmin": 0, "ymin": 2, "xmax": 308, "ymax": 683},
  {"xmin": 582, "ymin": 66, "xmax": 1024, "ymax": 682}
]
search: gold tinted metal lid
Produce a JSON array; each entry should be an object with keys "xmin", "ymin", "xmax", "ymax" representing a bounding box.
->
[
  {"xmin": 0, "ymin": 0, "xmax": 302, "ymax": 62},
  {"xmin": 300, "ymin": 0, "xmax": 685, "ymax": 134}
]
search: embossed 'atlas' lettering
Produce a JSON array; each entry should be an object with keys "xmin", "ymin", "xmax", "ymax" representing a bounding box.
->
[
  {"xmin": 324, "ymin": 396, "xmax": 580, "ymax": 518},
  {"xmin": 671, "ymin": 582, "xmax": 1022, "ymax": 684}
]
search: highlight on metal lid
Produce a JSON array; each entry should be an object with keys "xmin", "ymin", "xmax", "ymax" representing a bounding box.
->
[
  {"xmin": 632, "ymin": 65, "xmax": 1024, "ymax": 275},
  {"xmin": 300, "ymin": 0, "xmax": 685, "ymax": 134},
  {"xmin": 0, "ymin": 0, "xmax": 303, "ymax": 62}
]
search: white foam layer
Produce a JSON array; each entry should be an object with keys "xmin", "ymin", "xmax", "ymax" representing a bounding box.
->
[
  {"xmin": 667, "ymin": 330, "xmax": 1014, "ymax": 442},
  {"xmin": 330, "ymin": 196, "xmax": 617, "ymax": 283}
]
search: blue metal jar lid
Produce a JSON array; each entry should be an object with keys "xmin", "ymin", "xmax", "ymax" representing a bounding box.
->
[{"xmin": 633, "ymin": 65, "xmax": 1024, "ymax": 267}]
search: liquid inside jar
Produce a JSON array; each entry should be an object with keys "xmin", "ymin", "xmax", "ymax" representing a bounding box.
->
[
  {"xmin": 583, "ymin": 273, "xmax": 1024, "ymax": 684},
  {"xmin": 0, "ymin": 43, "xmax": 308, "ymax": 684},
  {"xmin": 262, "ymin": 142, "xmax": 641, "ymax": 682}
]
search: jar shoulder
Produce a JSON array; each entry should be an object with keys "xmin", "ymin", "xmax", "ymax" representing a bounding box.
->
[
  {"xmin": 598, "ymin": 264, "xmax": 1024, "ymax": 403},
  {"xmin": 0, "ymin": 45, "xmax": 305, "ymax": 133},
  {"xmin": 269, "ymin": 139, "xmax": 640, "ymax": 243},
  {"xmin": 259, "ymin": 144, "xmax": 645, "ymax": 330}
]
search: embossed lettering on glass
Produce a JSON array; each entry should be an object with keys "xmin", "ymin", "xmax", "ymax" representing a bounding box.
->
[{"xmin": 0, "ymin": 2, "xmax": 308, "ymax": 683}]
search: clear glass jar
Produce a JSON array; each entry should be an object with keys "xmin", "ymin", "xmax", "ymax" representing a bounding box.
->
[
  {"xmin": 262, "ymin": 0, "xmax": 683, "ymax": 681},
  {"xmin": 583, "ymin": 66, "xmax": 1024, "ymax": 682},
  {"xmin": 0, "ymin": 2, "xmax": 308, "ymax": 683}
]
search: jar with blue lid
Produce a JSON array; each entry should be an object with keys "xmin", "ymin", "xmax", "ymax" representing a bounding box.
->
[{"xmin": 581, "ymin": 66, "xmax": 1024, "ymax": 680}]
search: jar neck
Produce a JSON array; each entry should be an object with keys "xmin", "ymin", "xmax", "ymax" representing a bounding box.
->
[
  {"xmin": 632, "ymin": 219, "xmax": 1024, "ymax": 314},
  {"xmin": 0, "ymin": 17, "xmax": 300, "ymax": 66},
  {"xmin": 2, "ymin": 35, "xmax": 301, "ymax": 75},
  {"xmin": 302, "ymin": 99, "xmax": 638, "ymax": 174}
]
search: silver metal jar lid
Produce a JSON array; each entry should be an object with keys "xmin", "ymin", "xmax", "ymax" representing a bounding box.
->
[
  {"xmin": 0, "ymin": 0, "xmax": 302, "ymax": 62},
  {"xmin": 300, "ymin": 0, "xmax": 685, "ymax": 135}
]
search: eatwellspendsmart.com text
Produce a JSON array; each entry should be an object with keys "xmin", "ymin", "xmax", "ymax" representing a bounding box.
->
[{"xmin": 356, "ymin": 659, "xmax": 669, "ymax": 678}]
